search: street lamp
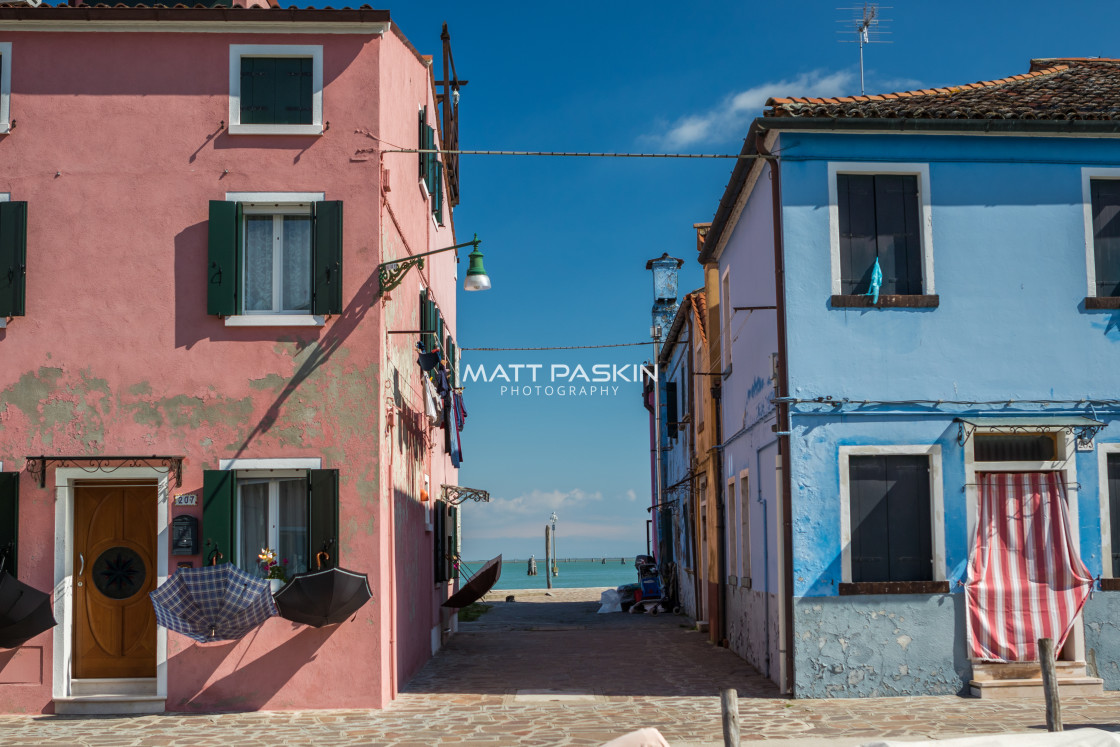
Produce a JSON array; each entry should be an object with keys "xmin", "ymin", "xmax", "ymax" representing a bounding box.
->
[
  {"xmin": 378, "ymin": 234, "xmax": 491, "ymax": 296},
  {"xmin": 550, "ymin": 512, "xmax": 558, "ymax": 576}
]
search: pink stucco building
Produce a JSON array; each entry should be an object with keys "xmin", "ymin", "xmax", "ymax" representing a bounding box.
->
[{"xmin": 0, "ymin": 1, "xmax": 471, "ymax": 714}]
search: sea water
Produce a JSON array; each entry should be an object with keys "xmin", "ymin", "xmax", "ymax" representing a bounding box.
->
[{"xmin": 464, "ymin": 558, "xmax": 641, "ymax": 591}]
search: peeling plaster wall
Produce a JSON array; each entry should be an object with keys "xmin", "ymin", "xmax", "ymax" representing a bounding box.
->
[
  {"xmin": 794, "ymin": 595, "xmax": 969, "ymax": 698},
  {"xmin": 0, "ymin": 24, "xmax": 452, "ymax": 714},
  {"xmin": 1084, "ymin": 594, "xmax": 1120, "ymax": 690}
]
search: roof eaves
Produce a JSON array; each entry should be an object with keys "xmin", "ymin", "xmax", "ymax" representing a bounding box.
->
[{"xmin": 697, "ymin": 124, "xmax": 762, "ymax": 265}]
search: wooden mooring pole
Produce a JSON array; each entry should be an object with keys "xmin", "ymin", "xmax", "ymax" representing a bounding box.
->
[
  {"xmin": 720, "ymin": 688, "xmax": 740, "ymax": 746},
  {"xmin": 545, "ymin": 526, "xmax": 552, "ymax": 590},
  {"xmin": 1039, "ymin": 637, "xmax": 1062, "ymax": 732}
]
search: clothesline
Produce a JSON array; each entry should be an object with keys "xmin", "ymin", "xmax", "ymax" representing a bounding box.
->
[{"xmin": 461, "ymin": 342, "xmax": 651, "ymax": 351}]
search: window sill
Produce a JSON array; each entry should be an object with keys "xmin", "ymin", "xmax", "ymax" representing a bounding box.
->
[
  {"xmin": 227, "ymin": 123, "xmax": 324, "ymax": 136},
  {"xmin": 0, "ymin": 123, "xmax": 9, "ymax": 135},
  {"xmin": 1084, "ymin": 296, "xmax": 1120, "ymax": 310},
  {"xmin": 0, "ymin": 318, "xmax": 6, "ymax": 329},
  {"xmin": 225, "ymin": 315, "xmax": 325, "ymax": 327},
  {"xmin": 1099, "ymin": 578, "xmax": 1120, "ymax": 591},
  {"xmin": 831, "ymin": 294, "xmax": 939, "ymax": 309},
  {"xmin": 838, "ymin": 581, "xmax": 950, "ymax": 595}
]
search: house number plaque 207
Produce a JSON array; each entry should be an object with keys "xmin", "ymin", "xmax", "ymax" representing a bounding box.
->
[{"xmin": 173, "ymin": 494, "xmax": 197, "ymax": 506}]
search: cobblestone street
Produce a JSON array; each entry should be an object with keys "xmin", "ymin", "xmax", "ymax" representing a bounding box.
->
[{"xmin": 2, "ymin": 588, "xmax": 1119, "ymax": 746}]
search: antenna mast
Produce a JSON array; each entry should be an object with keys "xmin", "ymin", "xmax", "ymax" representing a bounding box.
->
[{"xmin": 838, "ymin": 3, "xmax": 892, "ymax": 95}]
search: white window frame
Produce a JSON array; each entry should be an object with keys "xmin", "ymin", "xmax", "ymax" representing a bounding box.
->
[
  {"xmin": 720, "ymin": 268, "xmax": 732, "ymax": 373},
  {"xmin": 223, "ymin": 191, "xmax": 325, "ymax": 327},
  {"xmin": 1097, "ymin": 442, "xmax": 1120, "ymax": 579},
  {"xmin": 234, "ymin": 471, "xmax": 309, "ymax": 574},
  {"xmin": 839, "ymin": 444, "xmax": 945, "ymax": 584},
  {"xmin": 1080, "ymin": 168, "xmax": 1120, "ymax": 298},
  {"xmin": 827, "ymin": 162, "xmax": 935, "ymax": 297},
  {"xmin": 726, "ymin": 476, "xmax": 737, "ymax": 586},
  {"xmin": 739, "ymin": 468, "xmax": 751, "ymax": 585},
  {"xmin": 962, "ymin": 428, "xmax": 1083, "ymax": 661},
  {"xmin": 0, "ymin": 43, "xmax": 11, "ymax": 135},
  {"xmin": 229, "ymin": 44, "xmax": 323, "ymax": 136}
]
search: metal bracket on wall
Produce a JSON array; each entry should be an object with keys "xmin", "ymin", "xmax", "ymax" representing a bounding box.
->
[
  {"xmin": 25, "ymin": 455, "xmax": 184, "ymax": 489},
  {"xmin": 440, "ymin": 484, "xmax": 490, "ymax": 505}
]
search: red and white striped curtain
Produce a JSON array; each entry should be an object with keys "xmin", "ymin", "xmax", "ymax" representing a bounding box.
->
[{"xmin": 966, "ymin": 472, "xmax": 1092, "ymax": 662}]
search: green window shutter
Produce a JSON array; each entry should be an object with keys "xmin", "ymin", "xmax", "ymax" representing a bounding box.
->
[
  {"xmin": 309, "ymin": 469, "xmax": 339, "ymax": 569},
  {"xmin": 207, "ymin": 200, "xmax": 240, "ymax": 316},
  {"xmin": 418, "ymin": 107, "xmax": 428, "ymax": 181},
  {"xmin": 311, "ymin": 201, "xmax": 343, "ymax": 315},
  {"xmin": 434, "ymin": 161, "xmax": 444, "ymax": 225},
  {"xmin": 446, "ymin": 338, "xmax": 457, "ymax": 386},
  {"xmin": 450, "ymin": 505, "xmax": 459, "ymax": 581},
  {"xmin": 422, "ymin": 293, "xmax": 437, "ymax": 353},
  {"xmin": 202, "ymin": 470, "xmax": 235, "ymax": 565},
  {"xmin": 425, "ymin": 125, "xmax": 437, "ymax": 194},
  {"xmin": 0, "ymin": 473, "xmax": 18, "ymax": 578},
  {"xmin": 434, "ymin": 501, "xmax": 446, "ymax": 583},
  {"xmin": 241, "ymin": 57, "xmax": 312, "ymax": 126},
  {"xmin": 0, "ymin": 201, "xmax": 27, "ymax": 318}
]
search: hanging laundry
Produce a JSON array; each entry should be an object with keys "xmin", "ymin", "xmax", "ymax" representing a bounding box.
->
[
  {"xmin": 417, "ymin": 350, "xmax": 441, "ymax": 373},
  {"xmin": 423, "ymin": 376, "xmax": 442, "ymax": 426}
]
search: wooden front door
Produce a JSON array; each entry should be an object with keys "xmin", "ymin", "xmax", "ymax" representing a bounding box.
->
[{"xmin": 73, "ymin": 483, "xmax": 157, "ymax": 679}]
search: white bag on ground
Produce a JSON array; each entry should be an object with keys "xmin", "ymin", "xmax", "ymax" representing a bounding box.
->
[
  {"xmin": 597, "ymin": 588, "xmax": 622, "ymax": 614},
  {"xmin": 599, "ymin": 728, "xmax": 670, "ymax": 747}
]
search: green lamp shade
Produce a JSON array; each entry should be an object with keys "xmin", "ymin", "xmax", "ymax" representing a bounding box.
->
[{"xmin": 463, "ymin": 247, "xmax": 491, "ymax": 291}]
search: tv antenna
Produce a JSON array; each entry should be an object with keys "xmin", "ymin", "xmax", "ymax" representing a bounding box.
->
[{"xmin": 838, "ymin": 4, "xmax": 892, "ymax": 95}]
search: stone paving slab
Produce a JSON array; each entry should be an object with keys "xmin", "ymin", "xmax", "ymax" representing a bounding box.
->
[{"xmin": 2, "ymin": 588, "xmax": 1119, "ymax": 746}]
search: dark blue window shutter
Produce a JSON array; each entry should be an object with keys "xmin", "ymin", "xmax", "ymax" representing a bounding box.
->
[
  {"xmin": 312, "ymin": 201, "xmax": 343, "ymax": 315},
  {"xmin": 0, "ymin": 201, "xmax": 27, "ymax": 318},
  {"xmin": 207, "ymin": 201, "xmax": 240, "ymax": 316},
  {"xmin": 873, "ymin": 175, "xmax": 922, "ymax": 295},
  {"xmin": 1108, "ymin": 454, "xmax": 1120, "ymax": 577},
  {"xmin": 666, "ymin": 382, "xmax": 678, "ymax": 438},
  {"xmin": 309, "ymin": 469, "xmax": 339, "ymax": 569},
  {"xmin": 0, "ymin": 472, "xmax": 18, "ymax": 578},
  {"xmin": 849, "ymin": 455, "xmax": 932, "ymax": 583},
  {"xmin": 202, "ymin": 470, "xmax": 235, "ymax": 565},
  {"xmin": 434, "ymin": 500, "xmax": 446, "ymax": 583},
  {"xmin": 1092, "ymin": 180, "xmax": 1120, "ymax": 297}
]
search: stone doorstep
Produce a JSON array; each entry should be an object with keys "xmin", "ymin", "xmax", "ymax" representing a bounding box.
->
[
  {"xmin": 972, "ymin": 661, "xmax": 1087, "ymax": 681},
  {"xmin": 969, "ymin": 676, "xmax": 1104, "ymax": 699},
  {"xmin": 53, "ymin": 695, "xmax": 166, "ymax": 716},
  {"xmin": 70, "ymin": 677, "xmax": 157, "ymax": 696}
]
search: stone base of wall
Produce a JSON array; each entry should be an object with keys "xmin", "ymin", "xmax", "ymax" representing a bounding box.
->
[
  {"xmin": 726, "ymin": 586, "xmax": 780, "ymax": 686},
  {"xmin": 1084, "ymin": 593, "xmax": 1120, "ymax": 690},
  {"xmin": 794, "ymin": 594, "xmax": 970, "ymax": 698}
]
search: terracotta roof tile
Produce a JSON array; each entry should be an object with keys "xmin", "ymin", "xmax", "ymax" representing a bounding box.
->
[{"xmin": 764, "ymin": 59, "xmax": 1120, "ymax": 121}]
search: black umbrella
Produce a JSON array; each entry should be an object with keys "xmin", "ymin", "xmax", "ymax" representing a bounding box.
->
[
  {"xmin": 442, "ymin": 555, "xmax": 502, "ymax": 609},
  {"xmin": 0, "ymin": 571, "xmax": 57, "ymax": 649},
  {"xmin": 274, "ymin": 566, "xmax": 372, "ymax": 627}
]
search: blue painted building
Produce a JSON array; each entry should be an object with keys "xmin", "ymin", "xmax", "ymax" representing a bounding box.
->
[{"xmin": 700, "ymin": 58, "xmax": 1120, "ymax": 697}]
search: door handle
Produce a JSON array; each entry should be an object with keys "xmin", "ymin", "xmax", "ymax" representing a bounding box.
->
[{"xmin": 78, "ymin": 553, "xmax": 84, "ymax": 577}]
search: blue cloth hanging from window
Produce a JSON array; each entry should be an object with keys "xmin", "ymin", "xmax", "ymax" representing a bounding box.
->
[{"xmin": 867, "ymin": 257, "xmax": 883, "ymax": 304}]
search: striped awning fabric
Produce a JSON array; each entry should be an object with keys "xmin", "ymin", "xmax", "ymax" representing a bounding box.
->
[{"xmin": 965, "ymin": 472, "xmax": 1092, "ymax": 662}]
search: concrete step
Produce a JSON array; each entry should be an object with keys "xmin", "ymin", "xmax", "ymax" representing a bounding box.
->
[
  {"xmin": 969, "ymin": 676, "xmax": 1104, "ymax": 699},
  {"xmin": 54, "ymin": 695, "xmax": 166, "ymax": 715},
  {"xmin": 70, "ymin": 678, "xmax": 156, "ymax": 696}
]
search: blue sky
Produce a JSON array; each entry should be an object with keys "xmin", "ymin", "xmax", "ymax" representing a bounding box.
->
[{"xmin": 372, "ymin": 1, "xmax": 1120, "ymax": 561}]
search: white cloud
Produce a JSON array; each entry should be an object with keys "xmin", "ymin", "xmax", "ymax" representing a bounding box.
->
[
  {"xmin": 648, "ymin": 69, "xmax": 856, "ymax": 150},
  {"xmin": 626, "ymin": 489, "xmax": 637, "ymax": 502},
  {"xmin": 467, "ymin": 487, "xmax": 638, "ymax": 541}
]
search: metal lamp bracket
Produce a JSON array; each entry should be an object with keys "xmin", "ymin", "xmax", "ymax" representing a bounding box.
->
[{"xmin": 440, "ymin": 484, "xmax": 490, "ymax": 505}]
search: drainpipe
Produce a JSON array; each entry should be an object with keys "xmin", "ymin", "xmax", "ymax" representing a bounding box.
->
[
  {"xmin": 712, "ymin": 382, "xmax": 726, "ymax": 646},
  {"xmin": 758, "ymin": 134, "xmax": 795, "ymax": 695}
]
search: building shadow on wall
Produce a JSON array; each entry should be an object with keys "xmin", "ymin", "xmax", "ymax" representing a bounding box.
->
[{"xmin": 167, "ymin": 624, "xmax": 339, "ymax": 712}]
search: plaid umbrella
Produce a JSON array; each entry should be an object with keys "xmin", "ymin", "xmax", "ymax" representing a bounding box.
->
[{"xmin": 149, "ymin": 563, "xmax": 277, "ymax": 643}]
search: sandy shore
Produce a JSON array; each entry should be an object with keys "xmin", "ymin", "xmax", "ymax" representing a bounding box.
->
[{"xmin": 479, "ymin": 586, "xmax": 607, "ymax": 603}]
